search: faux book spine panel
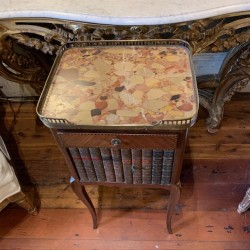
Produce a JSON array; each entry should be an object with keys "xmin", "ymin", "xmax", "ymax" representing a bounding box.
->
[
  {"xmin": 132, "ymin": 149, "xmax": 142, "ymax": 184},
  {"xmin": 121, "ymin": 149, "xmax": 133, "ymax": 184},
  {"xmin": 68, "ymin": 147, "xmax": 175, "ymax": 185},
  {"xmin": 152, "ymin": 150, "xmax": 163, "ymax": 184},
  {"xmin": 78, "ymin": 148, "xmax": 97, "ymax": 182},
  {"xmin": 68, "ymin": 148, "xmax": 88, "ymax": 181},
  {"xmin": 111, "ymin": 148, "xmax": 124, "ymax": 182},
  {"xmin": 161, "ymin": 150, "xmax": 174, "ymax": 184},
  {"xmin": 100, "ymin": 148, "xmax": 116, "ymax": 182},
  {"xmin": 142, "ymin": 149, "xmax": 152, "ymax": 184}
]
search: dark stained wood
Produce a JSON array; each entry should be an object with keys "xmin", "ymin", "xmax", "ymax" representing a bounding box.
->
[
  {"xmin": 52, "ymin": 125, "xmax": 187, "ymax": 233},
  {"xmin": 71, "ymin": 180, "xmax": 98, "ymax": 229},
  {"xmin": 167, "ymin": 184, "xmax": 180, "ymax": 234},
  {"xmin": 57, "ymin": 132, "xmax": 178, "ymax": 149}
]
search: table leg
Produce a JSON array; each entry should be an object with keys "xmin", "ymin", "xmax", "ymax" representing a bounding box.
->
[
  {"xmin": 204, "ymin": 42, "xmax": 250, "ymax": 133},
  {"xmin": 1, "ymin": 191, "xmax": 37, "ymax": 215},
  {"xmin": 15, "ymin": 191, "xmax": 37, "ymax": 215},
  {"xmin": 71, "ymin": 180, "xmax": 98, "ymax": 229},
  {"xmin": 237, "ymin": 187, "xmax": 250, "ymax": 214},
  {"xmin": 166, "ymin": 184, "xmax": 180, "ymax": 234}
]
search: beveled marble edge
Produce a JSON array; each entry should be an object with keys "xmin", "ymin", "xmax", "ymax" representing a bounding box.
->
[{"xmin": 0, "ymin": 0, "xmax": 249, "ymax": 25}]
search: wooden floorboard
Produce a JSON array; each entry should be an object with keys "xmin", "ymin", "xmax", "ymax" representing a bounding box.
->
[
  {"xmin": 0, "ymin": 208, "xmax": 249, "ymax": 250},
  {"xmin": 15, "ymin": 158, "xmax": 248, "ymax": 210}
]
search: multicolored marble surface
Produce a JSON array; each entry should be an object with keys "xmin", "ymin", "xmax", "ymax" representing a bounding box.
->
[{"xmin": 41, "ymin": 45, "xmax": 198, "ymax": 126}]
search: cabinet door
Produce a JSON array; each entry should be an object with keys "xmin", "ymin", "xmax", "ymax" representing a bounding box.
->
[{"xmin": 57, "ymin": 132, "xmax": 178, "ymax": 185}]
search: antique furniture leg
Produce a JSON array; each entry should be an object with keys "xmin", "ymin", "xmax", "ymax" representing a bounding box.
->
[
  {"xmin": 8, "ymin": 191, "xmax": 37, "ymax": 215},
  {"xmin": 237, "ymin": 187, "xmax": 250, "ymax": 213},
  {"xmin": 166, "ymin": 130, "xmax": 187, "ymax": 233},
  {"xmin": 71, "ymin": 179, "xmax": 98, "ymax": 229},
  {"xmin": 0, "ymin": 145, "xmax": 37, "ymax": 215},
  {"xmin": 204, "ymin": 42, "xmax": 250, "ymax": 132},
  {"xmin": 167, "ymin": 184, "xmax": 181, "ymax": 234},
  {"xmin": 0, "ymin": 190, "xmax": 37, "ymax": 215}
]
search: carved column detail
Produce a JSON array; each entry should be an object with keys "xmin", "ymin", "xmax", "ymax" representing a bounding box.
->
[{"xmin": 206, "ymin": 42, "xmax": 250, "ymax": 132}]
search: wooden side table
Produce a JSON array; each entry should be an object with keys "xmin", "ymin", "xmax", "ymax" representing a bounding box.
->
[{"xmin": 37, "ymin": 40, "xmax": 198, "ymax": 233}]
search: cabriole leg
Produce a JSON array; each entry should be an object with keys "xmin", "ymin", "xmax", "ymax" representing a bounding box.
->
[
  {"xmin": 167, "ymin": 184, "xmax": 181, "ymax": 234},
  {"xmin": 71, "ymin": 180, "xmax": 98, "ymax": 229}
]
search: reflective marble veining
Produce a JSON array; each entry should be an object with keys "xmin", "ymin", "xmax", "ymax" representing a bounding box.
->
[{"xmin": 41, "ymin": 45, "xmax": 197, "ymax": 126}]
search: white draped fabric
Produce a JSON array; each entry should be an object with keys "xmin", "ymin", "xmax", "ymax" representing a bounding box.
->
[{"xmin": 0, "ymin": 150, "xmax": 20, "ymax": 203}]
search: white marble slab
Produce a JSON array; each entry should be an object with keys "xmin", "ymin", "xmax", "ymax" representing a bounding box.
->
[{"xmin": 0, "ymin": 0, "xmax": 249, "ymax": 25}]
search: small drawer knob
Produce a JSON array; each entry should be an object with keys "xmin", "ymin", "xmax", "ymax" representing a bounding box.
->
[{"xmin": 111, "ymin": 138, "xmax": 121, "ymax": 146}]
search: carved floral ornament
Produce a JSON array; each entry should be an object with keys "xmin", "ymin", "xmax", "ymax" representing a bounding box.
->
[{"xmin": 0, "ymin": 13, "xmax": 249, "ymax": 55}]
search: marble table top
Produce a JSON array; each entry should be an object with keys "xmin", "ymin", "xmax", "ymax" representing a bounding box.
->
[
  {"xmin": 40, "ymin": 43, "xmax": 198, "ymax": 127},
  {"xmin": 0, "ymin": 0, "xmax": 249, "ymax": 25}
]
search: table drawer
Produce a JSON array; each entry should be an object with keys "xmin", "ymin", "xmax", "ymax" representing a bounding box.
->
[{"xmin": 57, "ymin": 132, "xmax": 178, "ymax": 150}]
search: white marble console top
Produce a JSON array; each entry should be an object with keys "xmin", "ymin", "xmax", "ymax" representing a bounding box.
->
[{"xmin": 0, "ymin": 0, "xmax": 250, "ymax": 25}]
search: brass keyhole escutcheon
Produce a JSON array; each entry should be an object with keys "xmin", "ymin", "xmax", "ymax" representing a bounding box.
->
[{"xmin": 111, "ymin": 138, "xmax": 121, "ymax": 146}]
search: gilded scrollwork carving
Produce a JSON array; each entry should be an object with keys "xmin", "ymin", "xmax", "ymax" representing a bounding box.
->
[
  {"xmin": 1, "ymin": 14, "xmax": 249, "ymax": 56},
  {"xmin": 0, "ymin": 35, "xmax": 51, "ymax": 94},
  {"xmin": 62, "ymin": 14, "xmax": 250, "ymax": 55},
  {"xmin": 0, "ymin": 21, "xmax": 66, "ymax": 94},
  {"xmin": 205, "ymin": 42, "xmax": 250, "ymax": 132}
]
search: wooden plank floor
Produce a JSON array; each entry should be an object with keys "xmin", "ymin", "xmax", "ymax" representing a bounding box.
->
[
  {"xmin": 0, "ymin": 93, "xmax": 250, "ymax": 249},
  {"xmin": 0, "ymin": 208, "xmax": 249, "ymax": 250}
]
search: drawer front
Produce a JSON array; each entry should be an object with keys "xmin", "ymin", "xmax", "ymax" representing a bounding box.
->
[
  {"xmin": 57, "ymin": 132, "xmax": 178, "ymax": 185},
  {"xmin": 57, "ymin": 132, "xmax": 178, "ymax": 150}
]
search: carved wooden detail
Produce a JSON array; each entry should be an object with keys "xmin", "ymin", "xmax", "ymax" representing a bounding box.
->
[
  {"xmin": 0, "ymin": 190, "xmax": 37, "ymax": 215},
  {"xmin": 198, "ymin": 42, "xmax": 250, "ymax": 132},
  {"xmin": 0, "ymin": 13, "xmax": 249, "ymax": 130}
]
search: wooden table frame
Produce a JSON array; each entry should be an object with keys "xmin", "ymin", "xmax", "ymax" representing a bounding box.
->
[{"xmin": 51, "ymin": 129, "xmax": 187, "ymax": 234}]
